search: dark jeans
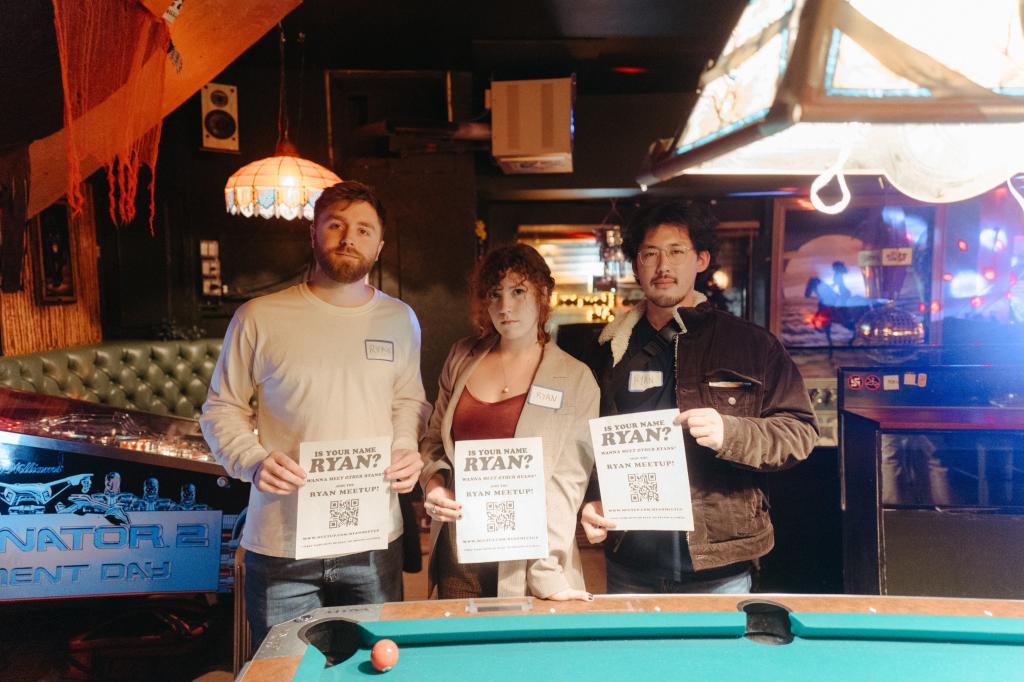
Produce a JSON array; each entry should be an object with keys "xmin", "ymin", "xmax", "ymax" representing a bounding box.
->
[
  {"xmin": 605, "ymin": 557, "xmax": 752, "ymax": 594},
  {"xmin": 244, "ymin": 539, "xmax": 403, "ymax": 650}
]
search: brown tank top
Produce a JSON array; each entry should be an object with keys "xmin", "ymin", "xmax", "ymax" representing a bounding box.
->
[
  {"xmin": 452, "ymin": 387, "xmax": 527, "ymax": 441},
  {"xmin": 437, "ymin": 388, "xmax": 528, "ymax": 599}
]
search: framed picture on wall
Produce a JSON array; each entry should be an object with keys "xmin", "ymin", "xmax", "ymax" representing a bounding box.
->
[
  {"xmin": 771, "ymin": 197, "xmax": 941, "ymax": 348},
  {"xmin": 32, "ymin": 202, "xmax": 76, "ymax": 305}
]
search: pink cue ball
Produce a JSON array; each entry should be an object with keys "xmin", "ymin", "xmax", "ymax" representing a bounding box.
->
[{"xmin": 371, "ymin": 638, "xmax": 399, "ymax": 672}]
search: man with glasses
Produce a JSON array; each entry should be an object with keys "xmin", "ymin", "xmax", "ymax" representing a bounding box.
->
[{"xmin": 581, "ymin": 200, "xmax": 817, "ymax": 594}]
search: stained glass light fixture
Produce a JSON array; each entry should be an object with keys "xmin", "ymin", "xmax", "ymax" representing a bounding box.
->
[
  {"xmin": 224, "ymin": 27, "xmax": 340, "ymax": 220},
  {"xmin": 637, "ymin": 0, "xmax": 1024, "ymax": 213}
]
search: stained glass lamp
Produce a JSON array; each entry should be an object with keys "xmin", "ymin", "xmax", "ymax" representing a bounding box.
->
[
  {"xmin": 224, "ymin": 140, "xmax": 341, "ymax": 220},
  {"xmin": 224, "ymin": 26, "xmax": 341, "ymax": 221},
  {"xmin": 637, "ymin": 0, "xmax": 1024, "ymax": 212}
]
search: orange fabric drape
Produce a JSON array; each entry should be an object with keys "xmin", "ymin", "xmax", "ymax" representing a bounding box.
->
[{"xmin": 51, "ymin": 0, "xmax": 169, "ymax": 231}]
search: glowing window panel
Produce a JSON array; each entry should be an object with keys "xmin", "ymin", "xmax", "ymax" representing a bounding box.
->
[
  {"xmin": 848, "ymin": 0, "xmax": 1024, "ymax": 94},
  {"xmin": 674, "ymin": 0, "xmax": 803, "ymax": 155},
  {"xmin": 826, "ymin": 30, "xmax": 931, "ymax": 97}
]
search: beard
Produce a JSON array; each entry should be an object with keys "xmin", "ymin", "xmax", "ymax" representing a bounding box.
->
[
  {"xmin": 643, "ymin": 276, "xmax": 689, "ymax": 310},
  {"xmin": 313, "ymin": 237, "xmax": 376, "ymax": 284},
  {"xmin": 646, "ymin": 290, "xmax": 687, "ymax": 309}
]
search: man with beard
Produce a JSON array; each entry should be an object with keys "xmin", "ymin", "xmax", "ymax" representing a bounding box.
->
[
  {"xmin": 201, "ymin": 181, "xmax": 430, "ymax": 650},
  {"xmin": 579, "ymin": 200, "xmax": 817, "ymax": 594}
]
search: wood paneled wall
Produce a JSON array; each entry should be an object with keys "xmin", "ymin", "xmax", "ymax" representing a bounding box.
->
[{"xmin": 1, "ymin": 192, "xmax": 102, "ymax": 355}]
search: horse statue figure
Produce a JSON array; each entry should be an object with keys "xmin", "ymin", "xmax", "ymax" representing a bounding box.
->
[{"xmin": 804, "ymin": 273, "xmax": 877, "ymax": 346}]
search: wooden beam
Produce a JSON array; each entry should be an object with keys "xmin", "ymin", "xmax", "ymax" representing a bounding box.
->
[{"xmin": 27, "ymin": 0, "xmax": 301, "ymax": 218}]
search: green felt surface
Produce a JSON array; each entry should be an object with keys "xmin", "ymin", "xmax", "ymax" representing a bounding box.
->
[{"xmin": 291, "ymin": 611, "xmax": 1024, "ymax": 681}]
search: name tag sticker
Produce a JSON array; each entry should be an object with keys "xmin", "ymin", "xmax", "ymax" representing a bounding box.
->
[
  {"xmin": 528, "ymin": 384, "xmax": 563, "ymax": 410},
  {"xmin": 628, "ymin": 371, "xmax": 663, "ymax": 392},
  {"xmin": 365, "ymin": 339, "xmax": 395, "ymax": 362}
]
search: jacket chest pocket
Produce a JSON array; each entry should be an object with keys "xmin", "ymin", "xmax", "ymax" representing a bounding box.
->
[{"xmin": 703, "ymin": 369, "xmax": 762, "ymax": 416}]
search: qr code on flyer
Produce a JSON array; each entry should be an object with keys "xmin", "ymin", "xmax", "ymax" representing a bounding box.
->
[
  {"xmin": 628, "ymin": 473, "xmax": 659, "ymax": 502},
  {"xmin": 486, "ymin": 500, "xmax": 516, "ymax": 532},
  {"xmin": 329, "ymin": 499, "xmax": 359, "ymax": 528}
]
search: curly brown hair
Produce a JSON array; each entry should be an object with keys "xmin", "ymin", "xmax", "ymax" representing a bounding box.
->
[{"xmin": 469, "ymin": 244, "xmax": 555, "ymax": 343}]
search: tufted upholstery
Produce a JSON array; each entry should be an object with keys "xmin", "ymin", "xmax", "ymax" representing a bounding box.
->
[{"xmin": 0, "ymin": 339, "xmax": 223, "ymax": 419}]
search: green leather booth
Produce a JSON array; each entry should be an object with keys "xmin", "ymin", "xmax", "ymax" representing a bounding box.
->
[{"xmin": 0, "ymin": 338, "xmax": 223, "ymax": 419}]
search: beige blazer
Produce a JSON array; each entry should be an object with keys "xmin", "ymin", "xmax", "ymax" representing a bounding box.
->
[{"xmin": 419, "ymin": 334, "xmax": 599, "ymax": 598}]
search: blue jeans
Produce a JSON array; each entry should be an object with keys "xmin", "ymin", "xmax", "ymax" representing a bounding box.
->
[
  {"xmin": 605, "ymin": 558, "xmax": 752, "ymax": 594},
  {"xmin": 244, "ymin": 539, "xmax": 403, "ymax": 650}
]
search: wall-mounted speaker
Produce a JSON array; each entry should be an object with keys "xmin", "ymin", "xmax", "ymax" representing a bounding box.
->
[{"xmin": 201, "ymin": 82, "xmax": 239, "ymax": 152}]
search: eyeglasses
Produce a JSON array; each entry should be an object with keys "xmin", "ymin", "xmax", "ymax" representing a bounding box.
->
[{"xmin": 636, "ymin": 245, "xmax": 693, "ymax": 267}]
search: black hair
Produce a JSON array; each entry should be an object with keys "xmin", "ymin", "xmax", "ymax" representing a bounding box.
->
[{"xmin": 621, "ymin": 200, "xmax": 719, "ymax": 264}]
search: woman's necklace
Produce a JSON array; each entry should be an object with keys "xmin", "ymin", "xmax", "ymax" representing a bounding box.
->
[
  {"xmin": 498, "ymin": 350, "xmax": 511, "ymax": 394},
  {"xmin": 496, "ymin": 343, "xmax": 540, "ymax": 394}
]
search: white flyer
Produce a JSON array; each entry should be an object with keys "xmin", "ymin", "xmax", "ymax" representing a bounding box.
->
[
  {"xmin": 588, "ymin": 408, "xmax": 694, "ymax": 531},
  {"xmin": 454, "ymin": 436, "xmax": 548, "ymax": 564},
  {"xmin": 295, "ymin": 437, "xmax": 391, "ymax": 559}
]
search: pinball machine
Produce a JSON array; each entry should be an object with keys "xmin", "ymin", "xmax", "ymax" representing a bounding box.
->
[{"xmin": 0, "ymin": 386, "xmax": 248, "ymax": 599}]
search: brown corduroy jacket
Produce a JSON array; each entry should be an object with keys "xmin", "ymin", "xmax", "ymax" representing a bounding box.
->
[{"xmin": 589, "ymin": 298, "xmax": 818, "ymax": 572}]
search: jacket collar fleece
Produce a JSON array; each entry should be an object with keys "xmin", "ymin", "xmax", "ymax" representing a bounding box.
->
[{"xmin": 598, "ymin": 292, "xmax": 708, "ymax": 366}]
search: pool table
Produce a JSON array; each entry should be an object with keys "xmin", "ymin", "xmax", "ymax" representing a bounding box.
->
[{"xmin": 239, "ymin": 594, "xmax": 1024, "ymax": 681}]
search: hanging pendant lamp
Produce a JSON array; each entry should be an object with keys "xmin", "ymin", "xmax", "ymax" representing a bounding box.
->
[{"xmin": 224, "ymin": 26, "xmax": 340, "ymax": 221}]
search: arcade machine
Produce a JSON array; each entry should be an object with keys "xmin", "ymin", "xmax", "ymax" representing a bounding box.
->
[
  {"xmin": 839, "ymin": 365, "xmax": 1024, "ymax": 598},
  {"xmin": 0, "ymin": 387, "xmax": 249, "ymax": 676}
]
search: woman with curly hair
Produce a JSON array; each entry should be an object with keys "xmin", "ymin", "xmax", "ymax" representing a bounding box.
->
[{"xmin": 419, "ymin": 243, "xmax": 598, "ymax": 601}]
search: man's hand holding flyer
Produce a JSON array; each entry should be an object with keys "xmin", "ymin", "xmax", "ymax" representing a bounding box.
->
[
  {"xmin": 588, "ymin": 408, "xmax": 694, "ymax": 531},
  {"xmin": 295, "ymin": 437, "xmax": 391, "ymax": 559}
]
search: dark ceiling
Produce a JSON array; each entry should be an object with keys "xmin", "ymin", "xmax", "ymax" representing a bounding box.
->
[
  {"xmin": 287, "ymin": 0, "xmax": 746, "ymax": 95},
  {"xmin": 1, "ymin": 0, "xmax": 745, "ymax": 151},
  {"xmin": 0, "ymin": 0, "xmax": 63, "ymax": 152}
]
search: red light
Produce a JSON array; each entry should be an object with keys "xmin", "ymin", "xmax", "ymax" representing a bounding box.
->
[
  {"xmin": 942, "ymin": 273, "xmax": 954, "ymax": 281},
  {"xmin": 970, "ymin": 296, "xmax": 983, "ymax": 308},
  {"xmin": 930, "ymin": 301, "xmax": 941, "ymax": 313},
  {"xmin": 918, "ymin": 302, "xmax": 926, "ymax": 313},
  {"xmin": 612, "ymin": 66, "xmax": 648, "ymax": 75},
  {"xmin": 957, "ymin": 239, "xmax": 969, "ymax": 252},
  {"xmin": 983, "ymin": 268, "xmax": 997, "ymax": 281},
  {"xmin": 995, "ymin": 240, "xmax": 1006, "ymax": 252}
]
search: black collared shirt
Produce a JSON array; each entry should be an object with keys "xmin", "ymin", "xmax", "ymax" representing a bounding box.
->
[
  {"xmin": 610, "ymin": 315, "xmax": 696, "ymax": 578},
  {"xmin": 613, "ymin": 315, "xmax": 678, "ymax": 414}
]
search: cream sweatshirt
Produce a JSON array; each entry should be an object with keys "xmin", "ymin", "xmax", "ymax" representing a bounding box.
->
[{"xmin": 200, "ymin": 283, "xmax": 430, "ymax": 557}]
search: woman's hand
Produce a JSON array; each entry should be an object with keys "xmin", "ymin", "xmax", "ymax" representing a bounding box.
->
[
  {"xmin": 580, "ymin": 500, "xmax": 616, "ymax": 544},
  {"xmin": 424, "ymin": 474, "xmax": 462, "ymax": 522},
  {"xmin": 546, "ymin": 589, "xmax": 594, "ymax": 602}
]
